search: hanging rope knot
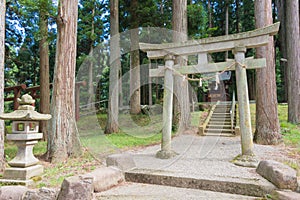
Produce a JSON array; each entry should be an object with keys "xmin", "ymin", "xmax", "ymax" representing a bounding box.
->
[{"xmin": 236, "ymin": 61, "xmax": 247, "ymax": 69}]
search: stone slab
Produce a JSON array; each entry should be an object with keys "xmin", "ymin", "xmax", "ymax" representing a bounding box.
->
[
  {"xmin": 272, "ymin": 190, "xmax": 300, "ymax": 200},
  {"xmin": 83, "ymin": 167, "xmax": 124, "ymax": 192},
  {"xmin": 57, "ymin": 175, "xmax": 94, "ymax": 200},
  {"xmin": 96, "ymin": 182, "xmax": 257, "ymax": 200},
  {"xmin": 0, "ymin": 179, "xmax": 34, "ymax": 186},
  {"xmin": 6, "ymin": 133, "xmax": 43, "ymax": 141},
  {"xmin": 22, "ymin": 187, "xmax": 58, "ymax": 200},
  {"xmin": 3, "ymin": 164, "xmax": 43, "ymax": 180},
  {"xmin": 256, "ymin": 160, "xmax": 298, "ymax": 191},
  {"xmin": 125, "ymin": 168, "xmax": 276, "ymax": 197},
  {"xmin": 0, "ymin": 185, "xmax": 28, "ymax": 200},
  {"xmin": 106, "ymin": 153, "xmax": 136, "ymax": 171}
]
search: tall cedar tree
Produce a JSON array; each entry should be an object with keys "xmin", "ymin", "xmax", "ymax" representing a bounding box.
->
[
  {"xmin": 254, "ymin": 0, "xmax": 282, "ymax": 144},
  {"xmin": 39, "ymin": 0, "xmax": 51, "ymax": 140},
  {"xmin": 0, "ymin": 0, "xmax": 5, "ymax": 170},
  {"xmin": 286, "ymin": 0, "xmax": 300, "ymax": 123},
  {"xmin": 105, "ymin": 0, "xmax": 120, "ymax": 134},
  {"xmin": 47, "ymin": 0, "xmax": 82, "ymax": 162},
  {"xmin": 172, "ymin": 0, "xmax": 190, "ymax": 133},
  {"xmin": 129, "ymin": 0, "xmax": 141, "ymax": 114},
  {"xmin": 276, "ymin": 0, "xmax": 288, "ymax": 102}
]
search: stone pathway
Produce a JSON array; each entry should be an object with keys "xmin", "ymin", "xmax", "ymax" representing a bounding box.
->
[
  {"xmin": 99, "ymin": 133, "xmax": 299, "ymax": 199},
  {"xmin": 96, "ymin": 182, "xmax": 257, "ymax": 200}
]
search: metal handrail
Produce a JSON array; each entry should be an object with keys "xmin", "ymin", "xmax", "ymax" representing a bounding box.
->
[{"xmin": 230, "ymin": 90, "xmax": 236, "ymax": 134}]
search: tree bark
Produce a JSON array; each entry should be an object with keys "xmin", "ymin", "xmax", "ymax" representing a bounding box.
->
[
  {"xmin": 0, "ymin": 0, "xmax": 6, "ymax": 171},
  {"xmin": 129, "ymin": 0, "xmax": 141, "ymax": 114},
  {"xmin": 254, "ymin": 0, "xmax": 282, "ymax": 145},
  {"xmin": 105, "ymin": 0, "xmax": 120, "ymax": 134},
  {"xmin": 276, "ymin": 0, "xmax": 288, "ymax": 103},
  {"xmin": 39, "ymin": 4, "xmax": 50, "ymax": 141},
  {"xmin": 208, "ymin": 0, "xmax": 212, "ymax": 29},
  {"xmin": 172, "ymin": 0, "xmax": 190, "ymax": 133},
  {"xmin": 225, "ymin": 0, "xmax": 229, "ymax": 59},
  {"xmin": 47, "ymin": 0, "xmax": 82, "ymax": 162},
  {"xmin": 87, "ymin": 7, "xmax": 95, "ymax": 110},
  {"xmin": 286, "ymin": 0, "xmax": 300, "ymax": 123},
  {"xmin": 236, "ymin": 0, "xmax": 240, "ymax": 33}
]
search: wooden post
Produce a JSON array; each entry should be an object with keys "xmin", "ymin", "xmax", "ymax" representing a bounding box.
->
[
  {"xmin": 233, "ymin": 46, "xmax": 254, "ymax": 156},
  {"xmin": 156, "ymin": 54, "xmax": 177, "ymax": 159}
]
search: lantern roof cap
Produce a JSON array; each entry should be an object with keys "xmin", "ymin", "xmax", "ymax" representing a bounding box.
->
[{"xmin": 0, "ymin": 94, "xmax": 51, "ymax": 121}]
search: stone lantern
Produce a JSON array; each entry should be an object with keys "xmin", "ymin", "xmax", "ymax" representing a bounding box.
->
[{"xmin": 0, "ymin": 94, "xmax": 51, "ymax": 185}]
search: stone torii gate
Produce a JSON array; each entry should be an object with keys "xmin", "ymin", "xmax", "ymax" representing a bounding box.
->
[{"xmin": 139, "ymin": 23, "xmax": 280, "ymax": 162}]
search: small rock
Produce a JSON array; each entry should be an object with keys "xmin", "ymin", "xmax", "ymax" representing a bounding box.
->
[
  {"xmin": 22, "ymin": 187, "xmax": 58, "ymax": 200},
  {"xmin": 106, "ymin": 153, "xmax": 136, "ymax": 171},
  {"xmin": 83, "ymin": 166, "xmax": 124, "ymax": 192},
  {"xmin": 272, "ymin": 190, "xmax": 300, "ymax": 200},
  {"xmin": 0, "ymin": 186, "xmax": 28, "ymax": 200},
  {"xmin": 256, "ymin": 160, "xmax": 298, "ymax": 191},
  {"xmin": 57, "ymin": 175, "xmax": 94, "ymax": 200}
]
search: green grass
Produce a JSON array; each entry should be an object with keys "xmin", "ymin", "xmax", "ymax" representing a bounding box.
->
[{"xmin": 2, "ymin": 104, "xmax": 299, "ymax": 187}]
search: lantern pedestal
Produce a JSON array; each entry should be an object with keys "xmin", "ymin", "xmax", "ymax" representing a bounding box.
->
[
  {"xmin": 1, "ymin": 133, "xmax": 44, "ymax": 186},
  {"xmin": 6, "ymin": 133, "xmax": 43, "ymax": 167},
  {"xmin": 3, "ymin": 165, "xmax": 44, "ymax": 182}
]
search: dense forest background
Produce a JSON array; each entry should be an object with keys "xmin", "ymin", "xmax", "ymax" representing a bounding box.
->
[{"xmin": 3, "ymin": 0, "xmax": 290, "ymax": 105}]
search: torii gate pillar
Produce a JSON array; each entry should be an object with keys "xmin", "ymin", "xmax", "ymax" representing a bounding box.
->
[
  {"xmin": 156, "ymin": 54, "xmax": 178, "ymax": 159},
  {"xmin": 233, "ymin": 46, "xmax": 254, "ymax": 157}
]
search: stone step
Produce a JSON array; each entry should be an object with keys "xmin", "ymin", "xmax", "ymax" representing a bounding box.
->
[
  {"xmin": 125, "ymin": 169, "xmax": 276, "ymax": 197},
  {"xmin": 210, "ymin": 118, "xmax": 231, "ymax": 122},
  {"xmin": 208, "ymin": 122, "xmax": 232, "ymax": 126},
  {"xmin": 205, "ymin": 128, "xmax": 233, "ymax": 134},
  {"xmin": 204, "ymin": 132, "xmax": 235, "ymax": 137},
  {"xmin": 207, "ymin": 124, "xmax": 232, "ymax": 129},
  {"xmin": 211, "ymin": 115, "xmax": 231, "ymax": 119},
  {"xmin": 96, "ymin": 182, "xmax": 258, "ymax": 200}
]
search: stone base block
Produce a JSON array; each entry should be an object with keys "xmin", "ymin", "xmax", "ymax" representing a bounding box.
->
[
  {"xmin": 0, "ymin": 179, "xmax": 34, "ymax": 186},
  {"xmin": 232, "ymin": 154, "xmax": 259, "ymax": 168},
  {"xmin": 3, "ymin": 165, "xmax": 44, "ymax": 181},
  {"xmin": 156, "ymin": 149, "xmax": 178, "ymax": 159},
  {"xmin": 106, "ymin": 154, "xmax": 136, "ymax": 171}
]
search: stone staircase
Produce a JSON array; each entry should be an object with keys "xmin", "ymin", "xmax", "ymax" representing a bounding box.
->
[{"xmin": 200, "ymin": 101, "xmax": 238, "ymax": 136}]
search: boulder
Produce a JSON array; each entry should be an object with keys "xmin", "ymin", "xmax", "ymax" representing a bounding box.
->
[
  {"xmin": 57, "ymin": 175, "xmax": 94, "ymax": 200},
  {"xmin": 0, "ymin": 186, "xmax": 28, "ymax": 200},
  {"xmin": 22, "ymin": 187, "xmax": 58, "ymax": 200},
  {"xmin": 83, "ymin": 166, "xmax": 124, "ymax": 192},
  {"xmin": 106, "ymin": 153, "xmax": 136, "ymax": 171},
  {"xmin": 256, "ymin": 160, "xmax": 298, "ymax": 191}
]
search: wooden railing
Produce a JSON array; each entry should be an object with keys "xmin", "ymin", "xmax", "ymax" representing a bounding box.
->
[
  {"xmin": 198, "ymin": 101, "xmax": 220, "ymax": 136},
  {"xmin": 4, "ymin": 81, "xmax": 86, "ymax": 121},
  {"xmin": 230, "ymin": 90, "xmax": 236, "ymax": 134}
]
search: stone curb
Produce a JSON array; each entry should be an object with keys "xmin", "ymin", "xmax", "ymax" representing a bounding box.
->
[
  {"xmin": 256, "ymin": 160, "xmax": 298, "ymax": 191},
  {"xmin": 0, "ymin": 166, "xmax": 125, "ymax": 200}
]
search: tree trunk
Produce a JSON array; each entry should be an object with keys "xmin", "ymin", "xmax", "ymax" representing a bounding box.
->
[
  {"xmin": 39, "ymin": 5, "xmax": 50, "ymax": 141},
  {"xmin": 254, "ymin": 0, "xmax": 282, "ymax": 145},
  {"xmin": 105, "ymin": 0, "xmax": 120, "ymax": 134},
  {"xmin": 47, "ymin": 0, "xmax": 82, "ymax": 162},
  {"xmin": 236, "ymin": 0, "xmax": 240, "ymax": 33},
  {"xmin": 286, "ymin": 0, "xmax": 300, "ymax": 123},
  {"xmin": 0, "ymin": 0, "xmax": 6, "ymax": 171},
  {"xmin": 172, "ymin": 0, "xmax": 190, "ymax": 133},
  {"xmin": 225, "ymin": 0, "xmax": 229, "ymax": 59},
  {"xmin": 87, "ymin": 7, "xmax": 95, "ymax": 110},
  {"xmin": 208, "ymin": 0, "xmax": 212, "ymax": 29},
  {"xmin": 129, "ymin": 0, "xmax": 141, "ymax": 114},
  {"xmin": 276, "ymin": 0, "xmax": 288, "ymax": 103}
]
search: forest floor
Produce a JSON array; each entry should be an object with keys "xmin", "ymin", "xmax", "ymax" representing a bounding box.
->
[{"xmin": 1, "ymin": 103, "xmax": 299, "ymax": 189}]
